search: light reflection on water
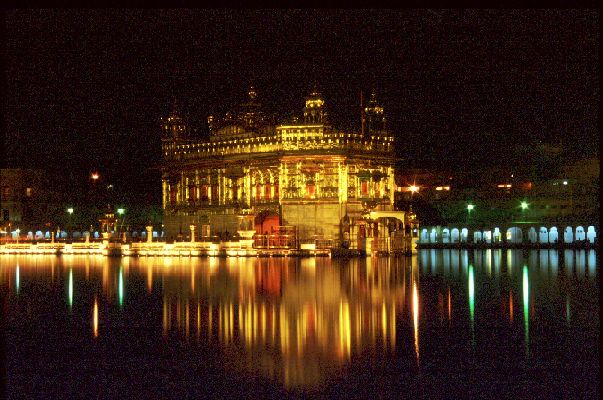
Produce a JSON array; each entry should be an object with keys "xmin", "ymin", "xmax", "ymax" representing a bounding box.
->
[{"xmin": 0, "ymin": 249, "xmax": 599, "ymax": 394}]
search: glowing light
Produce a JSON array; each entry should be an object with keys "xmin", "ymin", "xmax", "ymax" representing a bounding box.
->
[
  {"xmin": 91, "ymin": 172, "xmax": 99, "ymax": 180},
  {"xmin": 117, "ymin": 208, "xmax": 125, "ymax": 215},
  {"xmin": 467, "ymin": 204, "xmax": 474, "ymax": 211},
  {"xmin": 563, "ymin": 180, "xmax": 568, "ymax": 185},
  {"xmin": 409, "ymin": 185, "xmax": 419, "ymax": 193},
  {"xmin": 509, "ymin": 291, "xmax": 514, "ymax": 324},
  {"xmin": 523, "ymin": 265, "xmax": 529, "ymax": 357},
  {"xmin": 435, "ymin": 186, "xmax": 450, "ymax": 191},
  {"xmin": 468, "ymin": 264, "xmax": 475, "ymax": 327},
  {"xmin": 15, "ymin": 264, "xmax": 20, "ymax": 294},
  {"xmin": 68, "ymin": 269, "xmax": 73, "ymax": 308},
  {"xmin": 93, "ymin": 299, "xmax": 99, "ymax": 338},
  {"xmin": 520, "ymin": 201, "xmax": 529, "ymax": 210},
  {"xmin": 118, "ymin": 266, "xmax": 124, "ymax": 306},
  {"xmin": 67, "ymin": 208, "xmax": 74, "ymax": 214},
  {"xmin": 412, "ymin": 280, "xmax": 419, "ymax": 365}
]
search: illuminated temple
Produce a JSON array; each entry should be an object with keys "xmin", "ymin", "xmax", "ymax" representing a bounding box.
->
[{"xmin": 161, "ymin": 87, "xmax": 403, "ymax": 245}]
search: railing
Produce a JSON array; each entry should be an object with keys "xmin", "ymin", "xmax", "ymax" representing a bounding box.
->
[{"xmin": 253, "ymin": 234, "xmax": 297, "ymax": 249}]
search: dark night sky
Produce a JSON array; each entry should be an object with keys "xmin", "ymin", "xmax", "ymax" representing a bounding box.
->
[{"xmin": 3, "ymin": 10, "xmax": 599, "ymax": 203}]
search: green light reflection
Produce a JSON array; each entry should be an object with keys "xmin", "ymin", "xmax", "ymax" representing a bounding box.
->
[
  {"xmin": 16, "ymin": 265, "xmax": 20, "ymax": 294},
  {"xmin": 523, "ymin": 265, "xmax": 529, "ymax": 358},
  {"xmin": 68, "ymin": 269, "xmax": 73, "ymax": 308},
  {"xmin": 119, "ymin": 266, "xmax": 124, "ymax": 306},
  {"xmin": 468, "ymin": 264, "xmax": 475, "ymax": 346}
]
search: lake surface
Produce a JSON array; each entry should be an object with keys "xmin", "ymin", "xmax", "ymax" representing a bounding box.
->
[{"xmin": 1, "ymin": 250, "xmax": 598, "ymax": 399}]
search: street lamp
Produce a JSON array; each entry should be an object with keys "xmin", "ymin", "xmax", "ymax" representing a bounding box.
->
[
  {"xmin": 67, "ymin": 208, "xmax": 74, "ymax": 238},
  {"xmin": 116, "ymin": 208, "xmax": 126, "ymax": 239},
  {"xmin": 467, "ymin": 204, "xmax": 474, "ymax": 225},
  {"xmin": 519, "ymin": 201, "xmax": 529, "ymax": 223}
]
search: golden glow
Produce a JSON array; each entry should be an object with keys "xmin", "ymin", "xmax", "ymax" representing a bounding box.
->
[
  {"xmin": 93, "ymin": 298, "xmax": 99, "ymax": 338},
  {"xmin": 435, "ymin": 186, "xmax": 450, "ymax": 191},
  {"xmin": 448, "ymin": 287, "xmax": 451, "ymax": 321},
  {"xmin": 509, "ymin": 291, "xmax": 514, "ymax": 324},
  {"xmin": 4, "ymin": 256, "xmax": 411, "ymax": 389},
  {"xmin": 412, "ymin": 280, "xmax": 419, "ymax": 365},
  {"xmin": 409, "ymin": 185, "xmax": 419, "ymax": 193},
  {"xmin": 497, "ymin": 183, "xmax": 512, "ymax": 188},
  {"xmin": 91, "ymin": 172, "xmax": 99, "ymax": 180}
]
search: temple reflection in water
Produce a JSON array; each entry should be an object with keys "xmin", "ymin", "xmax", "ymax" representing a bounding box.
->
[
  {"xmin": 0, "ymin": 249, "xmax": 597, "ymax": 390},
  {"xmin": 158, "ymin": 257, "xmax": 405, "ymax": 387}
]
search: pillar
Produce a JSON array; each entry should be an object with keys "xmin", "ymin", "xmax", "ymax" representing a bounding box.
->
[
  {"xmin": 146, "ymin": 225, "xmax": 153, "ymax": 243},
  {"xmin": 190, "ymin": 224, "xmax": 196, "ymax": 243}
]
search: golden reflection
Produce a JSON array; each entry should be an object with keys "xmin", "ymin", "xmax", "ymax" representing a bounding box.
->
[
  {"xmin": 448, "ymin": 287, "xmax": 452, "ymax": 322},
  {"xmin": 148, "ymin": 256, "xmax": 408, "ymax": 388},
  {"xmin": 509, "ymin": 291, "xmax": 514, "ymax": 324},
  {"xmin": 0, "ymin": 255, "xmax": 423, "ymax": 390},
  {"xmin": 147, "ymin": 265, "xmax": 153, "ymax": 293},
  {"xmin": 412, "ymin": 279, "xmax": 419, "ymax": 366},
  {"xmin": 93, "ymin": 298, "xmax": 99, "ymax": 338}
]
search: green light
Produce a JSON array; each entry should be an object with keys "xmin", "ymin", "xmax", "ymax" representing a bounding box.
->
[
  {"xmin": 16, "ymin": 265, "xmax": 20, "ymax": 294},
  {"xmin": 119, "ymin": 266, "xmax": 124, "ymax": 306},
  {"xmin": 67, "ymin": 208, "xmax": 74, "ymax": 214},
  {"xmin": 523, "ymin": 265, "xmax": 529, "ymax": 357},
  {"xmin": 68, "ymin": 269, "xmax": 73, "ymax": 308},
  {"xmin": 468, "ymin": 264, "xmax": 475, "ymax": 321},
  {"xmin": 467, "ymin": 204, "xmax": 475, "ymax": 211},
  {"xmin": 117, "ymin": 208, "xmax": 125, "ymax": 215},
  {"xmin": 520, "ymin": 201, "xmax": 528, "ymax": 210},
  {"xmin": 469, "ymin": 264, "xmax": 475, "ymax": 346}
]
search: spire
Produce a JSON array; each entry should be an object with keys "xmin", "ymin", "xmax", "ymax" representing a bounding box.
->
[
  {"xmin": 364, "ymin": 89, "xmax": 385, "ymax": 134},
  {"xmin": 161, "ymin": 98, "xmax": 187, "ymax": 139},
  {"xmin": 247, "ymin": 85, "xmax": 257, "ymax": 101},
  {"xmin": 304, "ymin": 84, "xmax": 326, "ymax": 125}
]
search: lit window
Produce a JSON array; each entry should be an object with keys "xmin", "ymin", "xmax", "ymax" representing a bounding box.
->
[{"xmin": 26, "ymin": 187, "xmax": 32, "ymax": 197}]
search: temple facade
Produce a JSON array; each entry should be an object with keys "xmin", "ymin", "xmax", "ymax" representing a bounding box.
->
[{"xmin": 160, "ymin": 87, "xmax": 401, "ymax": 244}]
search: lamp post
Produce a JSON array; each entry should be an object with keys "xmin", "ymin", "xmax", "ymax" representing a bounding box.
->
[
  {"xmin": 67, "ymin": 207, "xmax": 74, "ymax": 239},
  {"xmin": 117, "ymin": 208, "xmax": 126, "ymax": 241},
  {"xmin": 520, "ymin": 201, "xmax": 529, "ymax": 223},
  {"xmin": 467, "ymin": 203, "xmax": 475, "ymax": 225}
]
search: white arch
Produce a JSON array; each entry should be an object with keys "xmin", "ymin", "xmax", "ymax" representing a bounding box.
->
[
  {"xmin": 528, "ymin": 227, "xmax": 537, "ymax": 244},
  {"xmin": 429, "ymin": 228, "xmax": 438, "ymax": 243},
  {"xmin": 442, "ymin": 228, "xmax": 450, "ymax": 244},
  {"xmin": 587, "ymin": 226, "xmax": 596, "ymax": 244},
  {"xmin": 564, "ymin": 226, "xmax": 573, "ymax": 243},
  {"xmin": 539, "ymin": 227, "xmax": 549, "ymax": 244},
  {"xmin": 549, "ymin": 227, "xmax": 559, "ymax": 243},
  {"xmin": 451, "ymin": 228, "xmax": 460, "ymax": 243},
  {"xmin": 507, "ymin": 227, "xmax": 522, "ymax": 244},
  {"xmin": 493, "ymin": 227, "xmax": 501, "ymax": 243},
  {"xmin": 576, "ymin": 226, "xmax": 585, "ymax": 241}
]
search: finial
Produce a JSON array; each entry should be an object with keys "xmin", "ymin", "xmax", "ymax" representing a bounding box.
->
[{"xmin": 248, "ymin": 86, "xmax": 257, "ymax": 101}]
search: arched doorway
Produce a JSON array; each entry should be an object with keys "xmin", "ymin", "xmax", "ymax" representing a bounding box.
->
[{"xmin": 255, "ymin": 210, "xmax": 280, "ymax": 235}]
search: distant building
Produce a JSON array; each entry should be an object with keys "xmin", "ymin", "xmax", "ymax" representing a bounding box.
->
[
  {"xmin": 1, "ymin": 169, "xmax": 45, "ymax": 229},
  {"xmin": 160, "ymin": 87, "xmax": 399, "ymax": 242},
  {"xmin": 396, "ymin": 156, "xmax": 599, "ymax": 226}
]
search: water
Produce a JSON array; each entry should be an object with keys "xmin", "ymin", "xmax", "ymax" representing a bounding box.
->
[{"xmin": 1, "ymin": 250, "xmax": 598, "ymax": 399}]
